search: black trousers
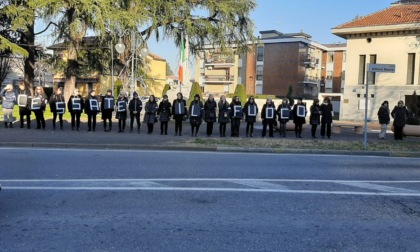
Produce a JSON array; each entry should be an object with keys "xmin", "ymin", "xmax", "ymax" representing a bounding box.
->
[
  {"xmin": 311, "ymin": 124, "xmax": 318, "ymax": 137},
  {"xmin": 130, "ymin": 112, "xmax": 141, "ymax": 129},
  {"xmin": 87, "ymin": 112, "xmax": 97, "ymax": 130},
  {"xmin": 279, "ymin": 122, "xmax": 287, "ymax": 137},
  {"xmin": 206, "ymin": 122, "xmax": 214, "ymax": 136},
  {"xmin": 294, "ymin": 123, "xmax": 303, "ymax": 137},
  {"xmin": 231, "ymin": 118, "xmax": 241, "ymax": 137},
  {"xmin": 246, "ymin": 122, "xmax": 254, "ymax": 135},
  {"xmin": 219, "ymin": 123, "xmax": 227, "ymax": 137},
  {"xmin": 19, "ymin": 107, "xmax": 31, "ymax": 128},
  {"xmin": 321, "ymin": 122, "xmax": 331, "ymax": 137},
  {"xmin": 53, "ymin": 113, "xmax": 64, "ymax": 128},
  {"xmin": 160, "ymin": 121, "xmax": 168, "ymax": 134},
  {"xmin": 147, "ymin": 123, "xmax": 154, "ymax": 133},
  {"xmin": 394, "ymin": 126, "xmax": 403, "ymax": 140},
  {"xmin": 118, "ymin": 119, "xmax": 126, "ymax": 131},
  {"xmin": 34, "ymin": 110, "xmax": 45, "ymax": 129},
  {"xmin": 262, "ymin": 121, "xmax": 274, "ymax": 137},
  {"xmin": 70, "ymin": 112, "xmax": 81, "ymax": 129},
  {"xmin": 191, "ymin": 123, "xmax": 201, "ymax": 136},
  {"xmin": 174, "ymin": 116, "xmax": 183, "ymax": 134}
]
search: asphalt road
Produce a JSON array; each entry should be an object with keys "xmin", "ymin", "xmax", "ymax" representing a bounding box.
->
[{"xmin": 1, "ymin": 148, "xmax": 420, "ymax": 251}]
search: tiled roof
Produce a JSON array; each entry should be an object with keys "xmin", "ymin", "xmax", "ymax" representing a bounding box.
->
[{"xmin": 335, "ymin": 3, "xmax": 420, "ymax": 29}]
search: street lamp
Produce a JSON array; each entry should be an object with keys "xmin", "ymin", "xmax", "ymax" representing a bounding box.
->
[{"xmin": 115, "ymin": 31, "xmax": 149, "ymax": 98}]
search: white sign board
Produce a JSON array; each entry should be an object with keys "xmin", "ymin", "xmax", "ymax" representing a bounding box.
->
[{"xmin": 368, "ymin": 64, "xmax": 395, "ymax": 73}]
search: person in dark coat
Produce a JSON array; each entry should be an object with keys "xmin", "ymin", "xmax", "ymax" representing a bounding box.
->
[
  {"xmin": 101, "ymin": 89, "xmax": 114, "ymax": 132},
  {"xmin": 157, "ymin": 94, "xmax": 171, "ymax": 135},
  {"xmin": 85, "ymin": 89, "xmax": 99, "ymax": 132},
  {"xmin": 32, "ymin": 86, "xmax": 48, "ymax": 130},
  {"xmin": 204, "ymin": 94, "xmax": 217, "ymax": 137},
  {"xmin": 261, "ymin": 98, "xmax": 276, "ymax": 137},
  {"xmin": 230, "ymin": 96, "xmax": 243, "ymax": 137},
  {"xmin": 292, "ymin": 97, "xmax": 307, "ymax": 138},
  {"xmin": 144, "ymin": 95, "xmax": 158, "ymax": 134},
  {"xmin": 320, "ymin": 97, "xmax": 333, "ymax": 139},
  {"xmin": 276, "ymin": 98, "xmax": 291, "ymax": 138},
  {"xmin": 309, "ymin": 98, "xmax": 320, "ymax": 138},
  {"xmin": 17, "ymin": 82, "xmax": 32, "ymax": 129},
  {"xmin": 189, "ymin": 94, "xmax": 204, "ymax": 137},
  {"xmin": 243, "ymin": 96, "xmax": 258, "ymax": 137},
  {"xmin": 218, "ymin": 95, "xmax": 230, "ymax": 137},
  {"xmin": 172, "ymin": 92, "xmax": 187, "ymax": 136},
  {"xmin": 67, "ymin": 89, "xmax": 84, "ymax": 131},
  {"xmin": 116, "ymin": 92, "xmax": 128, "ymax": 133},
  {"xmin": 128, "ymin": 91, "xmax": 142, "ymax": 133},
  {"xmin": 377, "ymin": 100, "xmax": 390, "ymax": 139},
  {"xmin": 1, "ymin": 84, "xmax": 16, "ymax": 128},
  {"xmin": 391, "ymin": 100, "xmax": 409, "ymax": 140},
  {"xmin": 49, "ymin": 87, "xmax": 66, "ymax": 130}
]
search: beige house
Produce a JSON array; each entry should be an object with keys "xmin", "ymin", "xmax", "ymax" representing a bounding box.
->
[{"xmin": 332, "ymin": 1, "xmax": 420, "ymax": 121}]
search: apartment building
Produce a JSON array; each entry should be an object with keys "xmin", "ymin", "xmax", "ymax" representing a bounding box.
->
[
  {"xmin": 321, "ymin": 43, "xmax": 346, "ymax": 93},
  {"xmin": 332, "ymin": 1, "xmax": 420, "ymax": 121}
]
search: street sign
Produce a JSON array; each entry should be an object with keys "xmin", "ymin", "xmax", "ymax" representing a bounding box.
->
[{"xmin": 368, "ymin": 64, "xmax": 395, "ymax": 73}]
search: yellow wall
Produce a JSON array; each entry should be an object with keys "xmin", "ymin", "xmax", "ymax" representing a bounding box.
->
[{"xmin": 143, "ymin": 57, "xmax": 167, "ymax": 98}]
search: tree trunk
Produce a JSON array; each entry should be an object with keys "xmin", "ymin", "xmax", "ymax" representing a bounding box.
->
[
  {"xmin": 22, "ymin": 21, "xmax": 35, "ymax": 96},
  {"xmin": 64, "ymin": 42, "xmax": 78, "ymax": 101}
]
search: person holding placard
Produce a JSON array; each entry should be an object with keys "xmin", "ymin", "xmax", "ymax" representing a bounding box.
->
[
  {"xmin": 189, "ymin": 94, "xmax": 204, "ymax": 137},
  {"xmin": 230, "ymin": 96, "xmax": 243, "ymax": 137},
  {"xmin": 292, "ymin": 97, "xmax": 307, "ymax": 138},
  {"xmin": 85, "ymin": 89, "xmax": 100, "ymax": 132},
  {"xmin": 320, "ymin": 97, "xmax": 333, "ymax": 139},
  {"xmin": 309, "ymin": 99, "xmax": 320, "ymax": 138},
  {"xmin": 49, "ymin": 87, "xmax": 66, "ymax": 130},
  {"xmin": 32, "ymin": 86, "xmax": 48, "ymax": 130},
  {"xmin": 243, "ymin": 96, "xmax": 258, "ymax": 137},
  {"xmin": 276, "ymin": 98, "xmax": 291, "ymax": 138},
  {"xmin": 204, "ymin": 94, "xmax": 217, "ymax": 137},
  {"xmin": 218, "ymin": 95, "xmax": 230, "ymax": 137},
  {"xmin": 172, "ymin": 92, "xmax": 187, "ymax": 136},
  {"xmin": 0, "ymin": 84, "xmax": 16, "ymax": 128},
  {"xmin": 128, "ymin": 91, "xmax": 143, "ymax": 133},
  {"xmin": 101, "ymin": 89, "xmax": 114, "ymax": 132},
  {"xmin": 67, "ymin": 89, "xmax": 84, "ymax": 131},
  {"xmin": 115, "ymin": 92, "xmax": 128, "ymax": 133},
  {"xmin": 157, "ymin": 94, "xmax": 171, "ymax": 135},
  {"xmin": 144, "ymin": 95, "xmax": 158, "ymax": 134},
  {"xmin": 261, "ymin": 98, "xmax": 276, "ymax": 137},
  {"xmin": 18, "ymin": 83, "xmax": 32, "ymax": 129}
]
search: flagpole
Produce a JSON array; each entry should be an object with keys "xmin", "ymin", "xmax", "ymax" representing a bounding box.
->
[{"xmin": 180, "ymin": 31, "xmax": 184, "ymax": 94}]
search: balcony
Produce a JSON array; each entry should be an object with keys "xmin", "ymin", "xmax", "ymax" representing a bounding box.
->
[
  {"xmin": 205, "ymin": 56, "xmax": 235, "ymax": 67},
  {"xmin": 204, "ymin": 75, "xmax": 235, "ymax": 83},
  {"xmin": 304, "ymin": 57, "xmax": 319, "ymax": 68},
  {"xmin": 300, "ymin": 76, "xmax": 321, "ymax": 85}
]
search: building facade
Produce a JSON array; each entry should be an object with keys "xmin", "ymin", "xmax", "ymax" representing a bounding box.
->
[{"xmin": 332, "ymin": 1, "xmax": 420, "ymax": 121}]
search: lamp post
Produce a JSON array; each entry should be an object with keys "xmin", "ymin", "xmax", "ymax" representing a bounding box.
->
[{"xmin": 115, "ymin": 30, "xmax": 149, "ymax": 98}]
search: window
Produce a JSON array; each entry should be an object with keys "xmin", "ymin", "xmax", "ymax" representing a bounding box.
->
[
  {"xmin": 407, "ymin": 53, "xmax": 416, "ymax": 85},
  {"xmin": 256, "ymin": 65, "xmax": 263, "ymax": 80},
  {"xmin": 368, "ymin": 55, "xmax": 376, "ymax": 84},
  {"xmin": 327, "ymin": 52, "xmax": 334, "ymax": 63},
  {"xmin": 358, "ymin": 55, "xmax": 366, "ymax": 85},
  {"xmin": 257, "ymin": 47, "xmax": 264, "ymax": 61}
]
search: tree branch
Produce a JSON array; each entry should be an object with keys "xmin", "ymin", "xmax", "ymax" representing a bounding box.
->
[{"xmin": 34, "ymin": 21, "xmax": 59, "ymax": 35}]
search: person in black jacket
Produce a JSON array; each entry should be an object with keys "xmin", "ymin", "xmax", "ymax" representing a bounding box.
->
[
  {"xmin": 391, "ymin": 100, "xmax": 409, "ymax": 140},
  {"xmin": 116, "ymin": 92, "xmax": 128, "ymax": 133},
  {"xmin": 309, "ymin": 99, "xmax": 320, "ymax": 138},
  {"xmin": 157, "ymin": 94, "xmax": 171, "ymax": 135},
  {"xmin": 172, "ymin": 92, "xmax": 187, "ymax": 136},
  {"xmin": 230, "ymin": 96, "xmax": 243, "ymax": 137},
  {"xmin": 67, "ymin": 89, "xmax": 84, "ymax": 131},
  {"xmin": 128, "ymin": 91, "xmax": 142, "ymax": 133},
  {"xmin": 32, "ymin": 86, "xmax": 48, "ymax": 130},
  {"xmin": 17, "ymin": 82, "xmax": 32, "ymax": 129},
  {"xmin": 261, "ymin": 98, "xmax": 276, "ymax": 137},
  {"xmin": 204, "ymin": 94, "xmax": 217, "ymax": 137},
  {"xmin": 101, "ymin": 89, "xmax": 114, "ymax": 132},
  {"xmin": 144, "ymin": 95, "xmax": 158, "ymax": 134},
  {"xmin": 292, "ymin": 97, "xmax": 307, "ymax": 138},
  {"xmin": 277, "ymin": 98, "xmax": 291, "ymax": 138},
  {"xmin": 377, "ymin": 100, "xmax": 390, "ymax": 139},
  {"xmin": 218, "ymin": 95, "xmax": 230, "ymax": 137},
  {"xmin": 49, "ymin": 87, "xmax": 66, "ymax": 130},
  {"xmin": 189, "ymin": 94, "xmax": 204, "ymax": 137},
  {"xmin": 85, "ymin": 89, "xmax": 99, "ymax": 132},
  {"xmin": 320, "ymin": 97, "xmax": 333, "ymax": 139},
  {"xmin": 243, "ymin": 96, "xmax": 258, "ymax": 137}
]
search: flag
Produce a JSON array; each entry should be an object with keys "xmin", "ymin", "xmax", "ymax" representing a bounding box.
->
[{"xmin": 178, "ymin": 36, "xmax": 185, "ymax": 84}]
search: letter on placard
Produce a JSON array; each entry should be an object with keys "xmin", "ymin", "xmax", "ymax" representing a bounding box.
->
[
  {"xmin": 248, "ymin": 105, "xmax": 257, "ymax": 116},
  {"xmin": 31, "ymin": 98, "xmax": 41, "ymax": 110},
  {"xmin": 234, "ymin": 105, "xmax": 242, "ymax": 118},
  {"xmin": 191, "ymin": 105, "xmax": 200, "ymax": 117},
  {"xmin": 72, "ymin": 98, "xmax": 81, "ymax": 110},
  {"xmin": 117, "ymin": 101, "xmax": 126, "ymax": 112},
  {"xmin": 297, "ymin": 105, "xmax": 305, "ymax": 117},
  {"xmin": 104, "ymin": 97, "xmax": 114, "ymax": 110},
  {"xmin": 280, "ymin": 108, "xmax": 290, "ymax": 119},
  {"xmin": 18, "ymin": 94, "xmax": 28, "ymax": 107},
  {"xmin": 56, "ymin": 102, "xmax": 65, "ymax": 114},
  {"xmin": 90, "ymin": 99, "xmax": 99, "ymax": 111},
  {"xmin": 266, "ymin": 107, "xmax": 274, "ymax": 119}
]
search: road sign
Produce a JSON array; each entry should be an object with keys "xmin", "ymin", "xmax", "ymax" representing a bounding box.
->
[{"xmin": 368, "ymin": 64, "xmax": 395, "ymax": 73}]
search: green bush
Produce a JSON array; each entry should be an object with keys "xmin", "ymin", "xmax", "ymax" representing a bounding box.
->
[
  {"xmin": 254, "ymin": 94, "xmax": 276, "ymax": 99},
  {"xmin": 114, "ymin": 80, "xmax": 123, "ymax": 99},
  {"xmin": 187, "ymin": 82, "xmax": 204, "ymax": 105},
  {"xmin": 233, "ymin": 84, "xmax": 247, "ymax": 104},
  {"xmin": 162, "ymin": 84, "xmax": 171, "ymax": 97}
]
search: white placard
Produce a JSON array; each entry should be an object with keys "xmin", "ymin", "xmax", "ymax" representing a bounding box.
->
[
  {"xmin": 55, "ymin": 102, "xmax": 65, "ymax": 114},
  {"xmin": 248, "ymin": 105, "xmax": 257, "ymax": 116},
  {"xmin": 233, "ymin": 105, "xmax": 243, "ymax": 118},
  {"xmin": 31, "ymin": 97, "xmax": 41, "ymax": 110},
  {"xmin": 280, "ymin": 108, "xmax": 290, "ymax": 119},
  {"xmin": 117, "ymin": 101, "xmax": 126, "ymax": 112},
  {"xmin": 297, "ymin": 105, "xmax": 305, "ymax": 118},
  {"xmin": 72, "ymin": 98, "xmax": 81, "ymax": 111},
  {"xmin": 191, "ymin": 105, "xmax": 200, "ymax": 117},
  {"xmin": 175, "ymin": 102, "xmax": 185, "ymax": 115},
  {"xmin": 90, "ymin": 99, "xmax": 100, "ymax": 112},
  {"xmin": 266, "ymin": 107, "xmax": 275, "ymax": 119},
  {"xmin": 103, "ymin": 97, "xmax": 114, "ymax": 110},
  {"xmin": 18, "ymin": 94, "xmax": 28, "ymax": 107}
]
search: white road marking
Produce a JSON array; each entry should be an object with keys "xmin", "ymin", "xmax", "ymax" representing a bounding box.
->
[
  {"xmin": 230, "ymin": 180, "xmax": 289, "ymax": 190},
  {"xmin": 335, "ymin": 181, "xmax": 420, "ymax": 194}
]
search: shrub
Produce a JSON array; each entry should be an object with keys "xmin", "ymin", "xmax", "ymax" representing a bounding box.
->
[
  {"xmin": 187, "ymin": 82, "xmax": 204, "ymax": 105},
  {"xmin": 162, "ymin": 84, "xmax": 171, "ymax": 97},
  {"xmin": 407, "ymin": 91, "xmax": 420, "ymax": 125},
  {"xmin": 233, "ymin": 84, "xmax": 247, "ymax": 104}
]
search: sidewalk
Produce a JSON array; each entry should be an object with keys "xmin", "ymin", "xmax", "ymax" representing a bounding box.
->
[{"xmin": 0, "ymin": 119, "xmax": 418, "ymax": 157}]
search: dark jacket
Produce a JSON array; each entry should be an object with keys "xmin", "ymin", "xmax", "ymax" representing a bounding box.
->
[
  {"xmin": 144, "ymin": 101, "xmax": 158, "ymax": 124},
  {"xmin": 84, "ymin": 95, "xmax": 99, "ymax": 115},
  {"xmin": 218, "ymin": 101, "xmax": 230, "ymax": 123},
  {"xmin": 204, "ymin": 99, "xmax": 217, "ymax": 123},
  {"xmin": 49, "ymin": 94, "xmax": 66, "ymax": 113},
  {"xmin": 128, "ymin": 97, "xmax": 143, "ymax": 114},
  {"xmin": 292, "ymin": 103, "xmax": 307, "ymax": 124},
  {"xmin": 309, "ymin": 104, "xmax": 321, "ymax": 125},
  {"xmin": 101, "ymin": 95, "xmax": 115, "ymax": 112},
  {"xmin": 277, "ymin": 103, "xmax": 291, "ymax": 123},
  {"xmin": 243, "ymin": 101, "xmax": 258, "ymax": 123},
  {"xmin": 391, "ymin": 106, "xmax": 408, "ymax": 127},
  {"xmin": 68, "ymin": 94, "xmax": 84, "ymax": 113},
  {"xmin": 320, "ymin": 102, "xmax": 333, "ymax": 124},
  {"xmin": 261, "ymin": 103, "xmax": 276, "ymax": 123},
  {"xmin": 172, "ymin": 99, "xmax": 187, "ymax": 118},
  {"xmin": 157, "ymin": 100, "xmax": 172, "ymax": 122},
  {"xmin": 189, "ymin": 100, "xmax": 204, "ymax": 125},
  {"xmin": 116, "ymin": 97, "xmax": 128, "ymax": 120},
  {"xmin": 377, "ymin": 106, "xmax": 390, "ymax": 125}
]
